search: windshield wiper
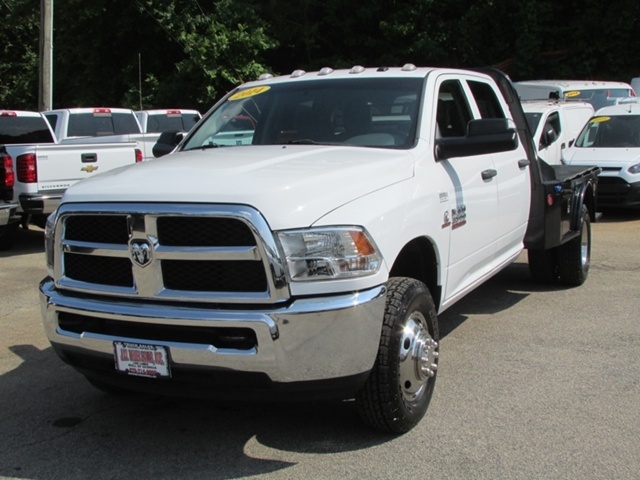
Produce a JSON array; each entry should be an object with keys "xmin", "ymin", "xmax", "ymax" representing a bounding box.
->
[
  {"xmin": 183, "ymin": 143, "xmax": 222, "ymax": 151},
  {"xmin": 287, "ymin": 139, "xmax": 320, "ymax": 145}
]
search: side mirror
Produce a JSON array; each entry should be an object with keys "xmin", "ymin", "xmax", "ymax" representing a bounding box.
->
[
  {"xmin": 152, "ymin": 131, "xmax": 184, "ymax": 158},
  {"xmin": 540, "ymin": 127, "xmax": 558, "ymax": 149},
  {"xmin": 435, "ymin": 118, "xmax": 519, "ymax": 161}
]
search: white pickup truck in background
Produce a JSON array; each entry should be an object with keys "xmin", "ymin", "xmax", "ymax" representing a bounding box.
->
[
  {"xmin": 44, "ymin": 108, "xmax": 159, "ymax": 161},
  {"xmin": 135, "ymin": 109, "xmax": 201, "ymax": 133},
  {"xmin": 0, "ymin": 146, "xmax": 20, "ymax": 250},
  {"xmin": 0, "ymin": 110, "xmax": 141, "ymax": 244},
  {"xmin": 522, "ymin": 100, "xmax": 593, "ymax": 165}
]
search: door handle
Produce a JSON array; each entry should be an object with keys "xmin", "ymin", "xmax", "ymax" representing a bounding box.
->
[
  {"xmin": 518, "ymin": 159, "xmax": 530, "ymax": 169},
  {"xmin": 481, "ymin": 169, "xmax": 497, "ymax": 180}
]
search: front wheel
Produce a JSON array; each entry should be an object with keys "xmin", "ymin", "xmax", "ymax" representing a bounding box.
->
[
  {"xmin": 557, "ymin": 205, "xmax": 591, "ymax": 286},
  {"xmin": 355, "ymin": 277, "xmax": 439, "ymax": 434}
]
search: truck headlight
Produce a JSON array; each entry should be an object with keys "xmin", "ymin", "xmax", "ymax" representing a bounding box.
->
[
  {"xmin": 628, "ymin": 163, "xmax": 640, "ymax": 174},
  {"xmin": 44, "ymin": 210, "xmax": 57, "ymax": 276},
  {"xmin": 276, "ymin": 227, "xmax": 381, "ymax": 281}
]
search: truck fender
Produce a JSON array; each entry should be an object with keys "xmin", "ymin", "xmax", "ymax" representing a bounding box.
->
[{"xmin": 570, "ymin": 178, "xmax": 597, "ymax": 231}]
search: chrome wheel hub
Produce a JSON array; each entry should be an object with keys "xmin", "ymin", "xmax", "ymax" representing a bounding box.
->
[{"xmin": 398, "ymin": 312, "xmax": 439, "ymax": 403}]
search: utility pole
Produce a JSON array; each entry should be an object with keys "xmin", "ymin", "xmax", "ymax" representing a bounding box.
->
[{"xmin": 38, "ymin": 0, "xmax": 53, "ymax": 112}]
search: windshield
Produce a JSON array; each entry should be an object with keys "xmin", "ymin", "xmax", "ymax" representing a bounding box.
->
[
  {"xmin": 565, "ymin": 88, "xmax": 633, "ymax": 111},
  {"xmin": 524, "ymin": 112, "xmax": 542, "ymax": 135},
  {"xmin": 575, "ymin": 115, "xmax": 640, "ymax": 148},
  {"xmin": 183, "ymin": 78, "xmax": 423, "ymax": 150}
]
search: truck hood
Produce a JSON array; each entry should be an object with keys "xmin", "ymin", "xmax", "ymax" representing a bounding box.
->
[
  {"xmin": 563, "ymin": 147, "xmax": 640, "ymax": 167},
  {"xmin": 62, "ymin": 145, "xmax": 415, "ymax": 229}
]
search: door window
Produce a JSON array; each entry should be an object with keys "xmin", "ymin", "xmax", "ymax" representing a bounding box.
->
[
  {"xmin": 436, "ymin": 80, "xmax": 473, "ymax": 138},
  {"xmin": 468, "ymin": 81, "xmax": 506, "ymax": 119}
]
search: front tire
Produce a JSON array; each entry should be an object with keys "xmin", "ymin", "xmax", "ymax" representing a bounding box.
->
[
  {"xmin": 355, "ymin": 277, "xmax": 439, "ymax": 434},
  {"xmin": 557, "ymin": 205, "xmax": 591, "ymax": 286}
]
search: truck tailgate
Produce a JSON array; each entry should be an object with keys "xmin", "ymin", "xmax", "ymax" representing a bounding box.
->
[{"xmin": 34, "ymin": 142, "xmax": 138, "ymax": 192}]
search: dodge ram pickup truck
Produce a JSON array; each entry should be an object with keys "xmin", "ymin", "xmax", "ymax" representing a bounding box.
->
[
  {"xmin": 0, "ymin": 110, "xmax": 142, "ymax": 237},
  {"xmin": 39, "ymin": 66, "xmax": 599, "ymax": 433}
]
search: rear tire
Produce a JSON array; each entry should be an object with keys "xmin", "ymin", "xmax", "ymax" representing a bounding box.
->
[
  {"xmin": 557, "ymin": 205, "xmax": 591, "ymax": 286},
  {"xmin": 355, "ymin": 277, "xmax": 439, "ymax": 434},
  {"xmin": 528, "ymin": 248, "xmax": 559, "ymax": 284}
]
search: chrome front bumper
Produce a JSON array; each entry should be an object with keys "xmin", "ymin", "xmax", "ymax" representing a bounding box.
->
[{"xmin": 40, "ymin": 278, "xmax": 386, "ymax": 384}]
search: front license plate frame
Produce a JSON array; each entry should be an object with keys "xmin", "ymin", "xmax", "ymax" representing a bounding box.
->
[{"xmin": 114, "ymin": 341, "xmax": 171, "ymax": 378}]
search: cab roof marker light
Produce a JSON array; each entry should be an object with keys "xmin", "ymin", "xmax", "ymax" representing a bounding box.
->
[
  {"xmin": 377, "ymin": 66, "xmax": 389, "ymax": 72},
  {"xmin": 291, "ymin": 69, "xmax": 306, "ymax": 78},
  {"xmin": 402, "ymin": 63, "xmax": 417, "ymax": 71},
  {"xmin": 318, "ymin": 67, "xmax": 334, "ymax": 76},
  {"xmin": 349, "ymin": 65, "xmax": 366, "ymax": 74},
  {"xmin": 258, "ymin": 73, "xmax": 274, "ymax": 81}
]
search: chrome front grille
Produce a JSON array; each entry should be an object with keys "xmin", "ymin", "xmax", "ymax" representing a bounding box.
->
[{"xmin": 53, "ymin": 203, "xmax": 289, "ymax": 304}]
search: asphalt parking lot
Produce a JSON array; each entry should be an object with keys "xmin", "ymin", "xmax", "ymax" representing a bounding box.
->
[{"xmin": 1, "ymin": 210, "xmax": 639, "ymax": 480}]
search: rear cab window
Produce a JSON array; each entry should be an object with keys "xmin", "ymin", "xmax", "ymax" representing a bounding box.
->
[
  {"xmin": 0, "ymin": 114, "xmax": 55, "ymax": 144},
  {"xmin": 67, "ymin": 110, "xmax": 141, "ymax": 137},
  {"xmin": 146, "ymin": 112, "xmax": 201, "ymax": 133}
]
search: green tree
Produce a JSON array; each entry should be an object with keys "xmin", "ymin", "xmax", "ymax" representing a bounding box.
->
[
  {"xmin": 129, "ymin": 0, "xmax": 276, "ymax": 111},
  {"xmin": 1, "ymin": 0, "xmax": 639, "ymax": 112},
  {"xmin": 0, "ymin": 0, "xmax": 40, "ymax": 109}
]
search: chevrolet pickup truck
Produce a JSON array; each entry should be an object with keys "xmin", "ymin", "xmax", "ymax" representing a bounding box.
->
[
  {"xmin": 134, "ymin": 109, "xmax": 201, "ymax": 133},
  {"xmin": 39, "ymin": 66, "xmax": 599, "ymax": 433},
  {"xmin": 0, "ymin": 110, "xmax": 142, "ymax": 237},
  {"xmin": 44, "ymin": 107, "xmax": 159, "ymax": 161},
  {"xmin": 0, "ymin": 147, "xmax": 20, "ymax": 250}
]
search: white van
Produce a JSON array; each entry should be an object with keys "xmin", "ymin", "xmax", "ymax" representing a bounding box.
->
[
  {"xmin": 561, "ymin": 102, "xmax": 640, "ymax": 208},
  {"xmin": 522, "ymin": 100, "xmax": 594, "ymax": 165},
  {"xmin": 514, "ymin": 80, "xmax": 635, "ymax": 111}
]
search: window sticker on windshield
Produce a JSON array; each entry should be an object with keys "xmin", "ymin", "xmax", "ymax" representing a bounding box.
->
[
  {"xmin": 566, "ymin": 91, "xmax": 581, "ymax": 98},
  {"xmin": 229, "ymin": 86, "xmax": 270, "ymax": 101},
  {"xmin": 590, "ymin": 116, "xmax": 610, "ymax": 123}
]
